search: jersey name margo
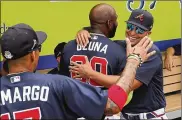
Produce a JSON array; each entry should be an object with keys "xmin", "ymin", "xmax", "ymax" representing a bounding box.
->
[
  {"xmin": 77, "ymin": 41, "xmax": 108, "ymax": 54},
  {"xmin": 1, "ymin": 86, "xmax": 49, "ymax": 105}
]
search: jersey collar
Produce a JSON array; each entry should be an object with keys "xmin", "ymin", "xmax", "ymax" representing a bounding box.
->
[{"xmin": 90, "ymin": 33, "xmax": 106, "ymax": 37}]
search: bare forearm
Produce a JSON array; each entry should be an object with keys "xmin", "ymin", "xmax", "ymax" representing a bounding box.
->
[
  {"xmin": 88, "ymin": 59, "xmax": 139, "ymax": 89},
  {"xmin": 104, "ymin": 98, "xmax": 120, "ymax": 116},
  {"xmin": 104, "ymin": 59, "xmax": 139, "ymax": 115},
  {"xmin": 89, "ymin": 71, "xmax": 119, "ymax": 88},
  {"xmin": 116, "ymin": 59, "xmax": 139, "ymax": 94},
  {"xmin": 166, "ymin": 47, "xmax": 175, "ymax": 57}
]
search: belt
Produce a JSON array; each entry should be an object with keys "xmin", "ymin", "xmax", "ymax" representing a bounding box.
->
[{"xmin": 122, "ymin": 108, "xmax": 166, "ymax": 119}]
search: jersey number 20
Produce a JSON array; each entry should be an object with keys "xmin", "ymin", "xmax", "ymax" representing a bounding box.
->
[{"xmin": 70, "ymin": 55, "xmax": 108, "ymax": 87}]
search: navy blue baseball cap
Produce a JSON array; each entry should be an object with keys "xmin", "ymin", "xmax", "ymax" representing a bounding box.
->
[
  {"xmin": 0, "ymin": 23, "xmax": 47, "ymax": 60},
  {"xmin": 54, "ymin": 42, "xmax": 67, "ymax": 58},
  {"xmin": 126, "ymin": 9, "xmax": 154, "ymax": 31}
]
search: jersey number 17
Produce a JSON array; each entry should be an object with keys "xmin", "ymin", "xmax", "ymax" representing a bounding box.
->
[{"xmin": 1, "ymin": 107, "xmax": 41, "ymax": 119}]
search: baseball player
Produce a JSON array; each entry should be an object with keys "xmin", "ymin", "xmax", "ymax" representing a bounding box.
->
[
  {"xmin": 48, "ymin": 42, "xmax": 67, "ymax": 74},
  {"xmin": 61, "ymin": 3, "xmax": 126, "ymax": 90},
  {"xmin": 61, "ymin": 4, "xmax": 127, "ymax": 119},
  {"xmin": 73, "ymin": 9, "xmax": 167, "ymax": 119},
  {"xmin": 0, "ymin": 23, "xmax": 153, "ymax": 119}
]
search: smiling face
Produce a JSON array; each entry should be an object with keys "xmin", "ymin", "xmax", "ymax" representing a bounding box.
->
[{"xmin": 125, "ymin": 23, "xmax": 151, "ymax": 46}]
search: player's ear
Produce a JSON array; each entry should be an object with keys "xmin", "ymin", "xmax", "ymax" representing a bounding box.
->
[
  {"xmin": 30, "ymin": 51, "xmax": 39, "ymax": 71},
  {"xmin": 148, "ymin": 31, "xmax": 151, "ymax": 35},
  {"xmin": 106, "ymin": 20, "xmax": 111, "ymax": 29},
  {"xmin": 30, "ymin": 51, "xmax": 36, "ymax": 62},
  {"xmin": 57, "ymin": 57, "xmax": 60, "ymax": 63}
]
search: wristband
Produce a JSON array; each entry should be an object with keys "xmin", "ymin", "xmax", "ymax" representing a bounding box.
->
[
  {"xmin": 127, "ymin": 53, "xmax": 143, "ymax": 67},
  {"xmin": 127, "ymin": 56, "xmax": 140, "ymax": 63},
  {"xmin": 108, "ymin": 85, "xmax": 128, "ymax": 110}
]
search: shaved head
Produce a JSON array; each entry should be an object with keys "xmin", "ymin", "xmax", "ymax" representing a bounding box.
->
[
  {"xmin": 89, "ymin": 3, "xmax": 117, "ymax": 24},
  {"xmin": 88, "ymin": 3, "xmax": 118, "ymax": 38}
]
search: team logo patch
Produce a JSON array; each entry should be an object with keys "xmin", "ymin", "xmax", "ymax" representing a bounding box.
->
[
  {"xmin": 4, "ymin": 51, "xmax": 13, "ymax": 59},
  {"xmin": 91, "ymin": 35, "xmax": 98, "ymax": 40},
  {"xmin": 135, "ymin": 14, "xmax": 144, "ymax": 22},
  {"xmin": 10, "ymin": 76, "xmax": 21, "ymax": 83}
]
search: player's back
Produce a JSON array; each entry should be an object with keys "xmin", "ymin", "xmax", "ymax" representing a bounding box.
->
[
  {"xmin": 62, "ymin": 33, "xmax": 126, "ymax": 87},
  {"xmin": 0, "ymin": 72, "xmax": 66, "ymax": 119},
  {"xmin": 1, "ymin": 72, "xmax": 107, "ymax": 119},
  {"xmin": 0, "ymin": 72, "xmax": 87, "ymax": 119}
]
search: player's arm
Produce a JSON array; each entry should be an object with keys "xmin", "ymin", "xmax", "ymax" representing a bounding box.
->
[
  {"xmin": 89, "ymin": 72, "xmax": 143, "ymax": 90},
  {"xmin": 164, "ymin": 47, "xmax": 175, "ymax": 71},
  {"xmin": 89, "ymin": 72, "xmax": 119, "ymax": 88},
  {"xmin": 70, "ymin": 64, "xmax": 143, "ymax": 90},
  {"xmin": 70, "ymin": 58, "xmax": 120, "ymax": 88},
  {"xmin": 104, "ymin": 58, "xmax": 139, "ymax": 115},
  {"xmin": 166, "ymin": 47, "xmax": 175, "ymax": 56},
  {"xmin": 164, "ymin": 44, "xmax": 181, "ymax": 71}
]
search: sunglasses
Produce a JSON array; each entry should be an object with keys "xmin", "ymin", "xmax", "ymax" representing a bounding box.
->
[{"xmin": 126, "ymin": 23, "xmax": 146, "ymax": 34}]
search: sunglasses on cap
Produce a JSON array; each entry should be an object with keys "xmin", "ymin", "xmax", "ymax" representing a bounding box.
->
[{"xmin": 126, "ymin": 23, "xmax": 146, "ymax": 34}]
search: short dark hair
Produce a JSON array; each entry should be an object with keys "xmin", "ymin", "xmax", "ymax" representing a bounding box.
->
[{"xmin": 54, "ymin": 42, "xmax": 67, "ymax": 58}]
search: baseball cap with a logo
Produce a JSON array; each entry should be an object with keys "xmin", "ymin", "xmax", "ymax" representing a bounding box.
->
[
  {"xmin": 0, "ymin": 23, "xmax": 47, "ymax": 60},
  {"xmin": 126, "ymin": 9, "xmax": 154, "ymax": 31}
]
